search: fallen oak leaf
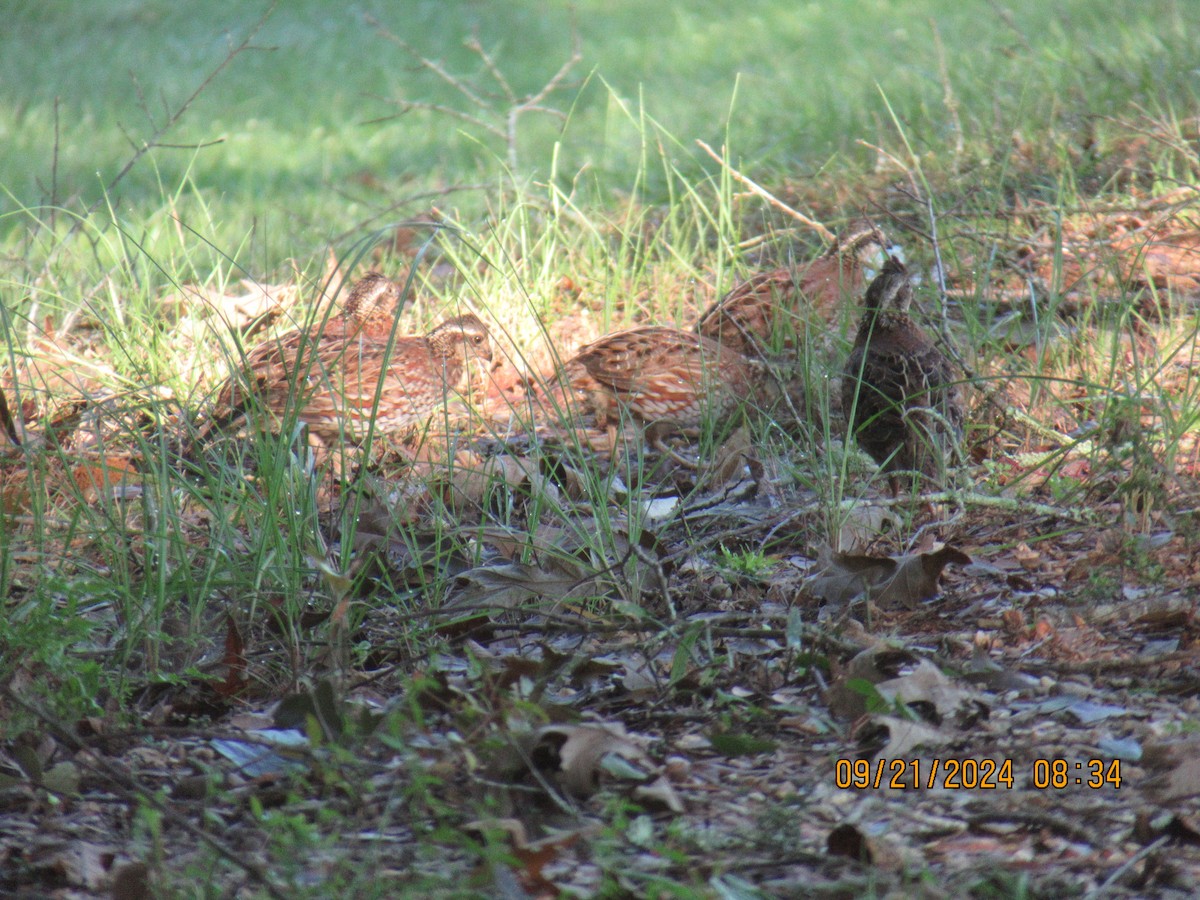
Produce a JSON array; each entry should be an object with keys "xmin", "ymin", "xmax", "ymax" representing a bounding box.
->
[
  {"xmin": 806, "ymin": 544, "xmax": 971, "ymax": 608},
  {"xmin": 874, "ymin": 657, "xmax": 981, "ymax": 725},
  {"xmin": 444, "ymin": 559, "xmax": 593, "ymax": 610},
  {"xmin": 872, "ymin": 546, "xmax": 972, "ymax": 608},
  {"xmin": 431, "ymin": 452, "xmax": 538, "ymax": 514},
  {"xmin": 72, "ymin": 454, "xmax": 140, "ymax": 503},
  {"xmin": 854, "ymin": 715, "xmax": 951, "ymax": 759},
  {"xmin": 463, "ymin": 818, "xmax": 590, "ymax": 898},
  {"xmin": 826, "ymin": 645, "xmax": 922, "ymax": 720},
  {"xmin": 1142, "ymin": 738, "xmax": 1200, "ymax": 802},
  {"xmin": 826, "ymin": 646, "xmax": 984, "ymax": 727},
  {"xmin": 503, "ymin": 724, "xmax": 685, "ymax": 813}
]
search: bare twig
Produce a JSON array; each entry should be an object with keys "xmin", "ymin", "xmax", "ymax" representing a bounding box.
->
[
  {"xmin": 465, "ymin": 33, "xmax": 516, "ymax": 104},
  {"xmin": 923, "ymin": 193, "xmax": 952, "ymax": 332},
  {"xmin": 33, "ymin": 2, "xmax": 276, "ymax": 321},
  {"xmin": 367, "ymin": 14, "xmax": 582, "ymax": 171},
  {"xmin": 1086, "ymin": 835, "xmax": 1171, "ymax": 899},
  {"xmin": 836, "ymin": 489, "xmax": 1098, "ymax": 524},
  {"xmin": 695, "ymin": 140, "xmax": 836, "ymax": 242},
  {"xmin": 855, "ymin": 139, "xmax": 921, "ymax": 199},
  {"xmin": 88, "ymin": 6, "xmax": 272, "ymax": 226},
  {"xmin": 367, "ymin": 20, "xmax": 492, "ymax": 110},
  {"xmin": 366, "ymin": 98, "xmax": 506, "ymax": 140}
]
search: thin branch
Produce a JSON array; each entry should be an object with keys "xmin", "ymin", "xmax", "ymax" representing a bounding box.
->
[
  {"xmin": 99, "ymin": 8, "xmax": 275, "ymax": 214},
  {"xmin": 695, "ymin": 140, "xmax": 835, "ymax": 242},
  {"xmin": 465, "ymin": 35, "xmax": 517, "ymax": 104},
  {"xmin": 37, "ymin": 2, "xmax": 276, "ymax": 281},
  {"xmin": 368, "ymin": 13, "xmax": 583, "ymax": 171},
  {"xmin": 369, "ymin": 101, "xmax": 505, "ymax": 140},
  {"xmin": 837, "ymin": 489, "xmax": 1099, "ymax": 524},
  {"xmin": 366, "ymin": 16, "xmax": 492, "ymax": 111},
  {"xmin": 518, "ymin": 104, "xmax": 571, "ymax": 121},
  {"xmin": 518, "ymin": 23, "xmax": 583, "ymax": 110},
  {"xmin": 153, "ymin": 138, "xmax": 228, "ymax": 151}
]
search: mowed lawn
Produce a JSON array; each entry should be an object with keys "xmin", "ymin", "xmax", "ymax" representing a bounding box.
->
[{"xmin": 2, "ymin": 0, "xmax": 1195, "ymax": 267}]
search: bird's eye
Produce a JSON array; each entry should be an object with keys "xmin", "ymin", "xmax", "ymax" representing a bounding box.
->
[{"xmin": 473, "ymin": 335, "xmax": 484, "ymax": 344}]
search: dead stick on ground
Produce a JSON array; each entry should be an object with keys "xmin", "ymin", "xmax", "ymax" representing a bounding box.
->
[
  {"xmin": 837, "ymin": 489, "xmax": 1097, "ymax": 524},
  {"xmin": 695, "ymin": 140, "xmax": 835, "ymax": 243}
]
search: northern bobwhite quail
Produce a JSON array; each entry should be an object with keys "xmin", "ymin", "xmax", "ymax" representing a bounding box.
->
[
  {"xmin": 207, "ymin": 273, "xmax": 492, "ymax": 446},
  {"xmin": 696, "ymin": 220, "xmax": 890, "ymax": 358},
  {"xmin": 842, "ymin": 256, "xmax": 964, "ymax": 490},
  {"xmin": 554, "ymin": 326, "xmax": 769, "ymax": 463}
]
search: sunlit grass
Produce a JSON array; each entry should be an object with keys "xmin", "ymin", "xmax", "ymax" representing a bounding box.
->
[{"xmin": 4, "ymin": 0, "xmax": 1197, "ymax": 267}]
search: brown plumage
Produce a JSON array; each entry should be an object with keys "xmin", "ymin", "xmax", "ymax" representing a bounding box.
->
[
  {"xmin": 207, "ymin": 273, "xmax": 492, "ymax": 445},
  {"xmin": 552, "ymin": 326, "xmax": 769, "ymax": 461},
  {"xmin": 842, "ymin": 257, "xmax": 964, "ymax": 489},
  {"xmin": 696, "ymin": 220, "xmax": 890, "ymax": 358}
]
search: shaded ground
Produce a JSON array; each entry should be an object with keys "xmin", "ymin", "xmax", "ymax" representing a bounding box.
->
[{"xmin": 2, "ymin": 184, "xmax": 1200, "ymax": 897}]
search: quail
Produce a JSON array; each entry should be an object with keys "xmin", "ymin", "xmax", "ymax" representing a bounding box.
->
[
  {"xmin": 696, "ymin": 220, "xmax": 890, "ymax": 358},
  {"xmin": 206, "ymin": 273, "xmax": 492, "ymax": 446},
  {"xmin": 842, "ymin": 256, "xmax": 963, "ymax": 490},
  {"xmin": 552, "ymin": 326, "xmax": 770, "ymax": 463}
]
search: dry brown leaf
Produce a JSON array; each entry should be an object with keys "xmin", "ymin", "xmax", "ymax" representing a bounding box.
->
[
  {"xmin": 520, "ymin": 724, "xmax": 684, "ymax": 812},
  {"xmin": 433, "ymin": 453, "xmax": 539, "ymax": 513},
  {"xmin": 474, "ymin": 523, "xmax": 585, "ymax": 563},
  {"xmin": 71, "ymin": 454, "xmax": 140, "ymax": 503},
  {"xmin": 701, "ymin": 425, "xmax": 762, "ymax": 494},
  {"xmin": 837, "ymin": 503, "xmax": 898, "ymax": 553},
  {"xmin": 826, "ymin": 645, "xmax": 922, "ymax": 720},
  {"xmin": 169, "ymin": 280, "xmax": 299, "ymax": 332},
  {"xmin": 854, "ymin": 716, "xmax": 951, "ymax": 759},
  {"xmin": 827, "ymin": 647, "xmax": 981, "ymax": 727},
  {"xmin": 463, "ymin": 818, "xmax": 589, "ymax": 898},
  {"xmin": 444, "ymin": 560, "xmax": 591, "ymax": 610},
  {"xmin": 806, "ymin": 545, "xmax": 971, "ymax": 608},
  {"xmin": 874, "ymin": 658, "xmax": 977, "ymax": 722},
  {"xmin": 1142, "ymin": 738, "xmax": 1200, "ymax": 802},
  {"xmin": 20, "ymin": 838, "xmax": 114, "ymax": 892}
]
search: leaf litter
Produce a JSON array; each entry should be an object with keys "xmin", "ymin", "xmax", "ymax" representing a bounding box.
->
[{"xmin": 3, "ymin": 193, "xmax": 1200, "ymax": 897}]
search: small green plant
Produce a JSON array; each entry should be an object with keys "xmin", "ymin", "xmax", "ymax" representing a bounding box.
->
[{"xmin": 717, "ymin": 545, "xmax": 774, "ymax": 579}]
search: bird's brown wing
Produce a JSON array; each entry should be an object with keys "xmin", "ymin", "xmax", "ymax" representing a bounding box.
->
[{"xmin": 696, "ymin": 269, "xmax": 808, "ymax": 356}]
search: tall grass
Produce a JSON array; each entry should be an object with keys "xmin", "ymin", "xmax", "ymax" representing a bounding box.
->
[{"xmin": 6, "ymin": 84, "xmax": 1199, "ymax": 672}]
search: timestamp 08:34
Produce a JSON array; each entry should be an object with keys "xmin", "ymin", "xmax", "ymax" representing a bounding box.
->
[{"xmin": 834, "ymin": 757, "xmax": 1123, "ymax": 791}]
